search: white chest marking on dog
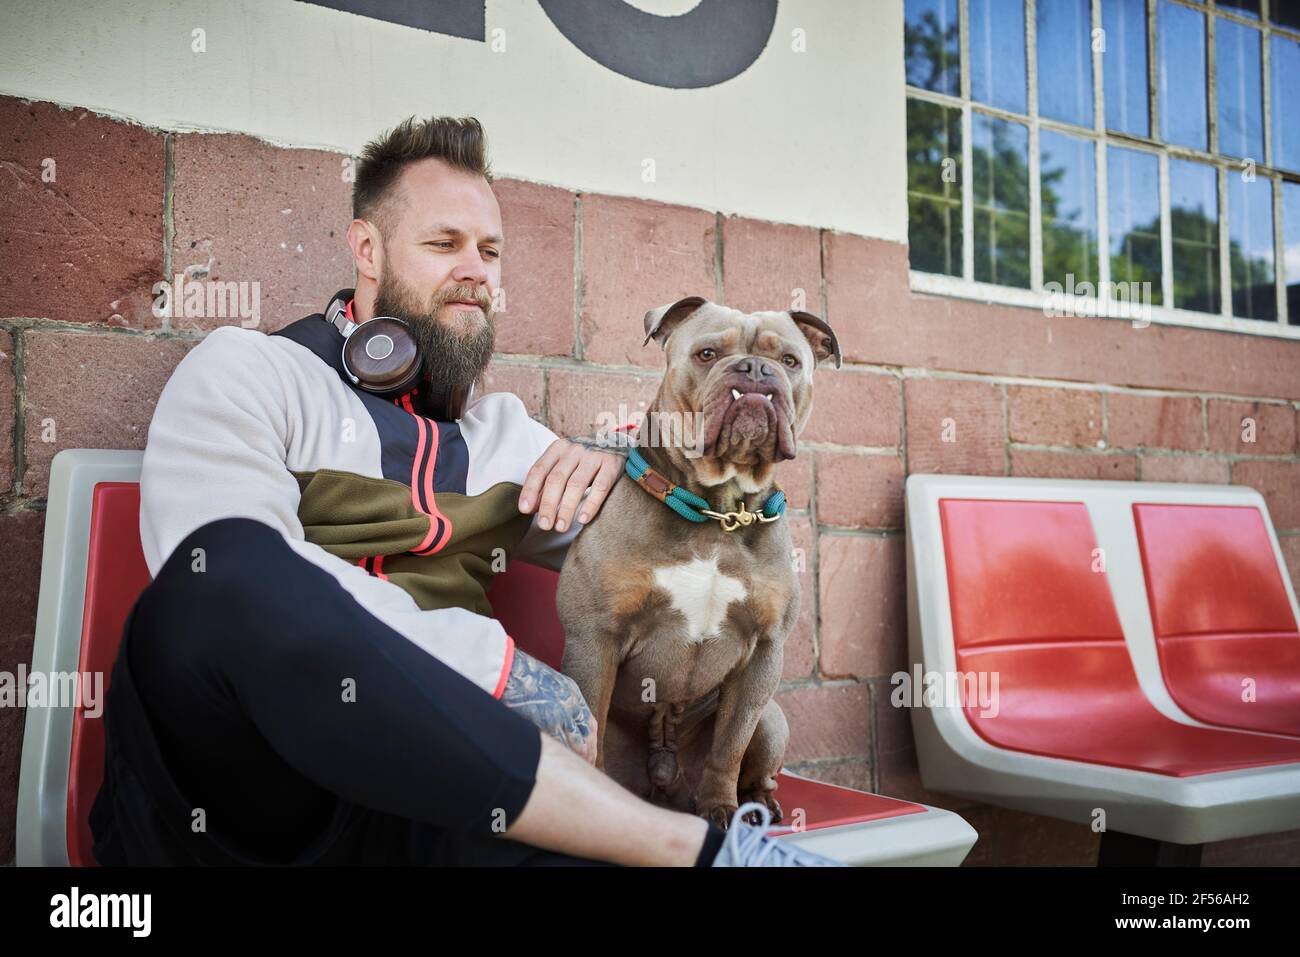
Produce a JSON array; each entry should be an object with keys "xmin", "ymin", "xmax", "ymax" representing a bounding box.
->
[{"xmin": 653, "ymin": 556, "xmax": 747, "ymax": 643}]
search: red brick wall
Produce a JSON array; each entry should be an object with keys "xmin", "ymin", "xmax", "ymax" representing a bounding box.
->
[{"xmin": 3, "ymin": 96, "xmax": 1299, "ymax": 865}]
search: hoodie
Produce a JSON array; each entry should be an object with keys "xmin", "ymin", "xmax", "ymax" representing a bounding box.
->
[{"xmin": 138, "ymin": 289, "xmax": 578, "ymax": 699}]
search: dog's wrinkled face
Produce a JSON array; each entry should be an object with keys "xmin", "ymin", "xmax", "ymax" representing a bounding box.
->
[{"xmin": 643, "ymin": 297, "xmax": 841, "ymax": 478}]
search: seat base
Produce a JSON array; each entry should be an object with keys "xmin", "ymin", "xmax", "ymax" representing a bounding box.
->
[
  {"xmin": 775, "ymin": 771, "xmax": 977, "ymax": 866},
  {"xmin": 1099, "ymin": 831, "xmax": 1204, "ymax": 867}
]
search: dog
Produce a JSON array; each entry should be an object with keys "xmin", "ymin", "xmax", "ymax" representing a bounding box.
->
[{"xmin": 556, "ymin": 296, "xmax": 841, "ymax": 830}]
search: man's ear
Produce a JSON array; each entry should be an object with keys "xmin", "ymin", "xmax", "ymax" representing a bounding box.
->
[
  {"xmin": 643, "ymin": 296, "xmax": 708, "ymax": 348},
  {"xmin": 790, "ymin": 311, "xmax": 843, "ymax": 368},
  {"xmin": 347, "ymin": 219, "xmax": 383, "ymax": 283}
]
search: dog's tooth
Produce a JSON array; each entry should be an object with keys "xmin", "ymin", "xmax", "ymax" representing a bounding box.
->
[
  {"xmin": 731, "ymin": 388, "xmax": 742, "ymax": 401},
  {"xmin": 764, "ymin": 393, "xmax": 773, "ymax": 402}
]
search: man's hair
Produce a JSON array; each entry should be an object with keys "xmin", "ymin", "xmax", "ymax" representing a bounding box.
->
[{"xmin": 353, "ymin": 115, "xmax": 493, "ymax": 234}]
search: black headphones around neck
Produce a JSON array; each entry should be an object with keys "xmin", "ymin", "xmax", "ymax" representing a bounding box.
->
[{"xmin": 323, "ymin": 290, "xmax": 472, "ymax": 421}]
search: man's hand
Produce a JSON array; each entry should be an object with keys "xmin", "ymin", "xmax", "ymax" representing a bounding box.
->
[
  {"xmin": 517, "ymin": 438, "xmax": 624, "ymax": 532},
  {"xmin": 500, "ymin": 648, "xmax": 598, "ymax": 764}
]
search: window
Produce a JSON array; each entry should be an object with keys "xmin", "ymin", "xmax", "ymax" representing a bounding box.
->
[{"xmin": 904, "ymin": 0, "xmax": 1300, "ymax": 335}]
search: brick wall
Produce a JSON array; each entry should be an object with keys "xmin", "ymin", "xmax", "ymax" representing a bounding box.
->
[{"xmin": 3, "ymin": 96, "xmax": 1299, "ymax": 866}]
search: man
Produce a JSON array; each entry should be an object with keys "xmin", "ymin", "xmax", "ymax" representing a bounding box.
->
[{"xmin": 89, "ymin": 116, "xmax": 836, "ymax": 866}]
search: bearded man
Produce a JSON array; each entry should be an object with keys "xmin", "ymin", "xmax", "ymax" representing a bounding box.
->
[{"xmin": 89, "ymin": 116, "xmax": 835, "ymax": 868}]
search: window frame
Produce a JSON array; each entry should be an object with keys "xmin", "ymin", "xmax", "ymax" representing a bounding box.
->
[{"xmin": 904, "ymin": 0, "xmax": 1300, "ymax": 340}]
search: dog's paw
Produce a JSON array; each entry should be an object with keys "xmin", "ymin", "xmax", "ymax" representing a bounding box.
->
[
  {"xmin": 702, "ymin": 803, "xmax": 738, "ymax": 831},
  {"xmin": 739, "ymin": 792, "xmax": 782, "ymax": 825}
]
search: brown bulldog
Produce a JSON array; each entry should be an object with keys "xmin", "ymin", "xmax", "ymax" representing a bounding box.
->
[{"xmin": 556, "ymin": 296, "xmax": 841, "ymax": 830}]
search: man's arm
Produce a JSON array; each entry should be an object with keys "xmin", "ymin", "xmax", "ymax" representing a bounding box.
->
[
  {"xmin": 567, "ymin": 432, "xmax": 633, "ymax": 456},
  {"xmin": 508, "ymin": 425, "xmax": 627, "ymax": 572},
  {"xmin": 499, "ymin": 647, "xmax": 596, "ymax": 764},
  {"xmin": 501, "ymin": 408, "xmax": 624, "ymax": 566},
  {"xmin": 140, "ymin": 327, "xmax": 518, "ymax": 700}
]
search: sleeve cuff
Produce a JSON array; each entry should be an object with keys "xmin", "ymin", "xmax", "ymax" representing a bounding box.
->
[{"xmin": 491, "ymin": 634, "xmax": 516, "ymax": 700}]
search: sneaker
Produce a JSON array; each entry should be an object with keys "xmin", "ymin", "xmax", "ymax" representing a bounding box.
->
[{"xmin": 710, "ymin": 802, "xmax": 845, "ymax": 866}]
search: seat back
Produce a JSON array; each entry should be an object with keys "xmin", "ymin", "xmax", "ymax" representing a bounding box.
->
[
  {"xmin": 1133, "ymin": 503, "xmax": 1300, "ymax": 737},
  {"xmin": 485, "ymin": 561, "xmax": 566, "ymax": 670},
  {"xmin": 66, "ymin": 482, "xmax": 152, "ymax": 866},
  {"xmin": 938, "ymin": 498, "xmax": 1171, "ymax": 771}
]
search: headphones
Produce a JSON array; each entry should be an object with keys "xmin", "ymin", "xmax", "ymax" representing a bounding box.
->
[{"xmin": 324, "ymin": 291, "xmax": 472, "ymax": 420}]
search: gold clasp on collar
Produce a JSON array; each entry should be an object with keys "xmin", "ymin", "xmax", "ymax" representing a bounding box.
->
[{"xmin": 702, "ymin": 502, "xmax": 780, "ymax": 533}]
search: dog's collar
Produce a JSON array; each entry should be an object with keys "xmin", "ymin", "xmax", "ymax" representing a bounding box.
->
[{"xmin": 625, "ymin": 446, "xmax": 785, "ymax": 532}]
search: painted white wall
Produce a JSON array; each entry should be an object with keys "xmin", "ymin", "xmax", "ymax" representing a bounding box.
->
[{"xmin": 0, "ymin": 0, "xmax": 908, "ymax": 242}]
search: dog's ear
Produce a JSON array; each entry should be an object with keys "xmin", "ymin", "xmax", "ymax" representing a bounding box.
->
[
  {"xmin": 789, "ymin": 311, "xmax": 842, "ymax": 368},
  {"xmin": 643, "ymin": 296, "xmax": 708, "ymax": 348}
]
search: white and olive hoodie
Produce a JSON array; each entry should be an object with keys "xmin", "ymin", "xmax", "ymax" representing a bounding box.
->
[{"xmin": 139, "ymin": 289, "xmax": 578, "ymax": 699}]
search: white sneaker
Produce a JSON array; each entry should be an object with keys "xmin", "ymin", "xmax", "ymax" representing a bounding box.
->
[{"xmin": 710, "ymin": 802, "xmax": 844, "ymax": 866}]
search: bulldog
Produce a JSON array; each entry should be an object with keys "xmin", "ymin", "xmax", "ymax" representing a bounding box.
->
[{"xmin": 556, "ymin": 296, "xmax": 841, "ymax": 830}]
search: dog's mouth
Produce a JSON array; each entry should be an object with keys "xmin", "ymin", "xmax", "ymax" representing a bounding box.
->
[
  {"xmin": 726, "ymin": 385, "xmax": 776, "ymax": 405},
  {"xmin": 698, "ymin": 381, "xmax": 797, "ymax": 463}
]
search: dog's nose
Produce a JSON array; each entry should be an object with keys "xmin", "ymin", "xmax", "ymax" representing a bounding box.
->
[{"xmin": 734, "ymin": 357, "xmax": 774, "ymax": 382}]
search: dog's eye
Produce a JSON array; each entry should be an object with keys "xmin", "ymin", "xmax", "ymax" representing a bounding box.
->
[
  {"xmin": 696, "ymin": 348, "xmax": 717, "ymax": 363},
  {"xmin": 782, "ymin": 354, "xmax": 800, "ymax": 369}
]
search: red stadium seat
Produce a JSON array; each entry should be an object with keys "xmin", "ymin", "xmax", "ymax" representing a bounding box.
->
[
  {"xmin": 940, "ymin": 498, "xmax": 1300, "ymax": 775},
  {"xmin": 18, "ymin": 449, "xmax": 976, "ymax": 866},
  {"xmin": 907, "ymin": 474, "xmax": 1300, "ymax": 854},
  {"xmin": 67, "ymin": 483, "xmax": 151, "ymax": 866},
  {"xmin": 1133, "ymin": 503, "xmax": 1300, "ymax": 738}
]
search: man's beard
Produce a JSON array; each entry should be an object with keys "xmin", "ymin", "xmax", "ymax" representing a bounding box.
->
[{"xmin": 373, "ymin": 273, "xmax": 496, "ymax": 390}]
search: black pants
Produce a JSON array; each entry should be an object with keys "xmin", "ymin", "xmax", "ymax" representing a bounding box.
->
[{"xmin": 89, "ymin": 517, "xmax": 610, "ymax": 866}]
